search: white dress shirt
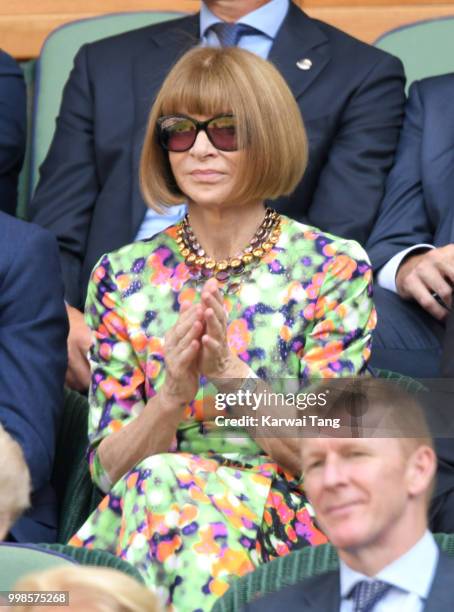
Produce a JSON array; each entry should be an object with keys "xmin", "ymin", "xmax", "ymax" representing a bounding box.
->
[
  {"xmin": 340, "ymin": 531, "xmax": 439, "ymax": 611},
  {"xmin": 377, "ymin": 244, "xmax": 434, "ymax": 293}
]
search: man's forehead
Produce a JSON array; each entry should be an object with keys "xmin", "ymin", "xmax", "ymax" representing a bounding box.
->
[{"xmin": 301, "ymin": 437, "xmax": 391, "ymax": 458}]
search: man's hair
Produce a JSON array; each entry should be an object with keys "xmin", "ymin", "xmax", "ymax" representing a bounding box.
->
[
  {"xmin": 14, "ymin": 566, "xmax": 159, "ymax": 612},
  {"xmin": 0, "ymin": 424, "xmax": 31, "ymax": 538},
  {"xmin": 140, "ymin": 46, "xmax": 308, "ymax": 211},
  {"xmin": 314, "ymin": 377, "xmax": 433, "ymax": 449},
  {"xmin": 309, "ymin": 377, "xmax": 436, "ymax": 502}
]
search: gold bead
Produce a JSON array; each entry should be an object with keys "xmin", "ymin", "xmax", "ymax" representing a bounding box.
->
[
  {"xmin": 181, "ymin": 248, "xmax": 190, "ymax": 257},
  {"xmin": 196, "ymin": 256, "xmax": 206, "ymax": 266},
  {"xmin": 262, "ymin": 242, "xmax": 272, "ymax": 251},
  {"xmin": 186, "ymin": 253, "xmax": 197, "ymax": 264},
  {"xmin": 253, "ymin": 248, "xmax": 264, "ymax": 258},
  {"xmin": 269, "ymin": 235, "xmax": 279, "ymax": 244},
  {"xmin": 205, "ymin": 259, "xmax": 216, "ymax": 270},
  {"xmin": 230, "ymin": 258, "xmax": 242, "ymax": 268},
  {"xmin": 242, "ymin": 253, "xmax": 253, "ymax": 264},
  {"xmin": 217, "ymin": 260, "xmax": 228, "ymax": 271}
]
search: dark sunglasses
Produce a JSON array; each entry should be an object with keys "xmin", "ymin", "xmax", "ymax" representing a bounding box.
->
[{"xmin": 157, "ymin": 114, "xmax": 238, "ymax": 152}]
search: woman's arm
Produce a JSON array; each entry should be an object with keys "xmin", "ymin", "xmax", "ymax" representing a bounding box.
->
[
  {"xmin": 97, "ymin": 389, "xmax": 185, "ymax": 486},
  {"xmin": 198, "ymin": 245, "xmax": 376, "ymax": 476},
  {"xmin": 85, "ymin": 255, "xmax": 203, "ymax": 490}
]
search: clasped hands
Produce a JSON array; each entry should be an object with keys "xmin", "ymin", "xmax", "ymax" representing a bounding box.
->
[{"xmin": 162, "ymin": 278, "xmax": 248, "ymax": 407}]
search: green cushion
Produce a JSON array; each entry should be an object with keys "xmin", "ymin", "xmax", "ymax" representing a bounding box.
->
[
  {"xmin": 373, "ymin": 367, "xmax": 426, "ymax": 392},
  {"xmin": 16, "ymin": 60, "xmax": 36, "ymax": 219},
  {"xmin": 375, "ymin": 17, "xmax": 454, "ymax": 91},
  {"xmin": 30, "ymin": 11, "xmax": 185, "ymax": 201},
  {"xmin": 0, "ymin": 543, "xmax": 74, "ymax": 591},
  {"xmin": 213, "ymin": 534, "xmax": 454, "ymax": 611},
  {"xmin": 39, "ymin": 544, "xmax": 145, "ymax": 584},
  {"xmin": 52, "ymin": 388, "xmax": 102, "ymax": 543}
]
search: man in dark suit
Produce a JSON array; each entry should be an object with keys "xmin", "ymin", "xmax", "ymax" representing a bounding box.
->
[
  {"xmin": 29, "ymin": 0, "xmax": 405, "ymax": 391},
  {"xmin": 0, "ymin": 50, "xmax": 26, "ymax": 216},
  {"xmin": 0, "ymin": 212, "xmax": 68, "ymax": 542},
  {"xmin": 245, "ymin": 379, "xmax": 454, "ymax": 611},
  {"xmin": 367, "ymin": 74, "xmax": 454, "ymax": 378}
]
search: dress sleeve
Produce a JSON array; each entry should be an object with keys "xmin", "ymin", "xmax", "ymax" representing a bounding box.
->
[
  {"xmin": 85, "ymin": 254, "xmax": 146, "ymax": 491},
  {"xmin": 299, "ymin": 243, "xmax": 376, "ymax": 378}
]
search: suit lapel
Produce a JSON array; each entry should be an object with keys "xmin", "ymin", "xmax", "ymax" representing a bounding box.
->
[
  {"xmin": 301, "ymin": 570, "xmax": 340, "ymax": 611},
  {"xmin": 268, "ymin": 3, "xmax": 330, "ymax": 102},
  {"xmin": 131, "ymin": 15, "xmax": 199, "ymax": 234},
  {"xmin": 423, "ymin": 551, "xmax": 454, "ymax": 612}
]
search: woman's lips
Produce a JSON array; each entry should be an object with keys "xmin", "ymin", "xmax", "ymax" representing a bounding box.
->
[{"xmin": 190, "ymin": 170, "xmax": 224, "ymax": 182}]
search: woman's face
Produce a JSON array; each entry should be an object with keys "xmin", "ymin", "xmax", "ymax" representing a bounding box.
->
[{"xmin": 168, "ymin": 114, "xmax": 243, "ymax": 209}]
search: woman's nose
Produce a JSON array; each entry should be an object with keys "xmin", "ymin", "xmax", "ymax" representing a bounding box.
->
[{"xmin": 189, "ymin": 129, "xmax": 217, "ymax": 156}]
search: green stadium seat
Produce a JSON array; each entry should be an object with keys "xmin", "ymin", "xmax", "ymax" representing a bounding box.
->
[
  {"xmin": 0, "ymin": 543, "xmax": 74, "ymax": 591},
  {"xmin": 375, "ymin": 17, "xmax": 454, "ymax": 91},
  {"xmin": 38, "ymin": 544, "xmax": 145, "ymax": 584},
  {"xmin": 52, "ymin": 388, "xmax": 102, "ymax": 543},
  {"xmin": 212, "ymin": 533, "xmax": 454, "ymax": 611}
]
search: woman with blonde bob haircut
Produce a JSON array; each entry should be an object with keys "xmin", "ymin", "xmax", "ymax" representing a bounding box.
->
[
  {"xmin": 70, "ymin": 46, "xmax": 376, "ymax": 611},
  {"xmin": 13, "ymin": 566, "xmax": 159, "ymax": 612},
  {"xmin": 141, "ymin": 47, "xmax": 308, "ymax": 212}
]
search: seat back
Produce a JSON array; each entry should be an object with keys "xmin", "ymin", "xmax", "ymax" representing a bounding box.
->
[
  {"xmin": 375, "ymin": 17, "xmax": 454, "ymax": 90},
  {"xmin": 39, "ymin": 544, "xmax": 145, "ymax": 584},
  {"xmin": 52, "ymin": 388, "xmax": 103, "ymax": 543},
  {"xmin": 212, "ymin": 533, "xmax": 454, "ymax": 611},
  {"xmin": 26, "ymin": 11, "xmax": 185, "ymax": 209},
  {"xmin": 0, "ymin": 543, "xmax": 74, "ymax": 591}
]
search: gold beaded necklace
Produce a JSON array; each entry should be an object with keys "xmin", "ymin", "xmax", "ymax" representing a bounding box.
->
[{"xmin": 176, "ymin": 207, "xmax": 282, "ymax": 294}]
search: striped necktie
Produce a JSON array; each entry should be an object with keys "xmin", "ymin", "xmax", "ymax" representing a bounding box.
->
[
  {"xmin": 350, "ymin": 580, "xmax": 392, "ymax": 612},
  {"xmin": 209, "ymin": 22, "xmax": 259, "ymax": 47}
]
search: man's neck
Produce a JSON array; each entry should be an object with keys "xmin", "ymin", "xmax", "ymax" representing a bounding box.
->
[
  {"xmin": 204, "ymin": 1, "xmax": 272, "ymax": 22},
  {"xmin": 339, "ymin": 523, "xmax": 427, "ymax": 576}
]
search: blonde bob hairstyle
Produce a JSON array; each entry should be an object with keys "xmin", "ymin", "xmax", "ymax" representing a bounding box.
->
[
  {"xmin": 13, "ymin": 566, "xmax": 159, "ymax": 612},
  {"xmin": 140, "ymin": 46, "xmax": 308, "ymax": 212}
]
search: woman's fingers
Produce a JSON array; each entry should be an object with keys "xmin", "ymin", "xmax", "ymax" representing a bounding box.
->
[
  {"xmin": 203, "ymin": 291, "xmax": 227, "ymax": 328},
  {"xmin": 178, "ymin": 338, "xmax": 200, "ymax": 369},
  {"xmin": 204, "ymin": 306, "xmax": 225, "ymax": 342},
  {"xmin": 173, "ymin": 304, "xmax": 203, "ymax": 344}
]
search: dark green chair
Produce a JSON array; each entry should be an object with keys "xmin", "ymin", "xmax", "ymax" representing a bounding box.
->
[
  {"xmin": 39, "ymin": 544, "xmax": 145, "ymax": 584},
  {"xmin": 0, "ymin": 543, "xmax": 74, "ymax": 591},
  {"xmin": 52, "ymin": 388, "xmax": 102, "ymax": 543},
  {"xmin": 212, "ymin": 534, "xmax": 454, "ymax": 611},
  {"xmin": 0, "ymin": 542, "xmax": 143, "ymax": 590},
  {"xmin": 375, "ymin": 17, "xmax": 454, "ymax": 92}
]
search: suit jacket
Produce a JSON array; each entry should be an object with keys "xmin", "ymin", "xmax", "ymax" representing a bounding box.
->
[
  {"xmin": 0, "ymin": 212, "xmax": 68, "ymax": 542},
  {"xmin": 0, "ymin": 50, "xmax": 26, "ymax": 216},
  {"xmin": 30, "ymin": 2, "xmax": 405, "ymax": 309},
  {"xmin": 244, "ymin": 550, "xmax": 454, "ymax": 611},
  {"xmin": 367, "ymin": 74, "xmax": 454, "ymax": 272}
]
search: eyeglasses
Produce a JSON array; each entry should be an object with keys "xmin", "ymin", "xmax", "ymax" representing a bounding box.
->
[{"xmin": 157, "ymin": 114, "xmax": 238, "ymax": 152}]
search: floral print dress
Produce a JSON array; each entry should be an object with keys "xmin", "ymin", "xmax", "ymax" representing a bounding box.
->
[{"xmin": 69, "ymin": 216, "xmax": 376, "ymax": 611}]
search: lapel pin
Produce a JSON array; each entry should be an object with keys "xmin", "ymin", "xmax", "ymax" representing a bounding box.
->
[{"xmin": 296, "ymin": 58, "xmax": 312, "ymax": 71}]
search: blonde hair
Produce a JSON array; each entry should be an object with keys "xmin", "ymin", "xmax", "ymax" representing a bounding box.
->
[
  {"xmin": 140, "ymin": 46, "xmax": 308, "ymax": 211},
  {"xmin": 13, "ymin": 566, "xmax": 159, "ymax": 612},
  {"xmin": 0, "ymin": 424, "xmax": 30, "ymax": 539}
]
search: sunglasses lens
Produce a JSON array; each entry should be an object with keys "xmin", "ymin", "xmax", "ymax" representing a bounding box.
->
[
  {"xmin": 207, "ymin": 116, "xmax": 237, "ymax": 151},
  {"xmin": 160, "ymin": 117, "xmax": 196, "ymax": 152}
]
